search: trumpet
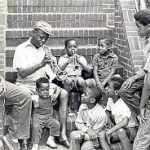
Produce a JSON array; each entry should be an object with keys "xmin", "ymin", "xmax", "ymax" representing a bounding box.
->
[
  {"xmin": 71, "ymin": 50, "xmax": 80, "ymax": 71},
  {"xmin": 43, "ymin": 45, "xmax": 67, "ymax": 81}
]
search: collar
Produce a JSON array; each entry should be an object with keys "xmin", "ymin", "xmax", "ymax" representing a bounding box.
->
[
  {"xmin": 80, "ymin": 103, "xmax": 100, "ymax": 111},
  {"xmin": 25, "ymin": 38, "xmax": 42, "ymax": 50},
  {"xmin": 25, "ymin": 38, "xmax": 33, "ymax": 47},
  {"xmin": 98, "ymin": 50, "xmax": 115, "ymax": 58}
]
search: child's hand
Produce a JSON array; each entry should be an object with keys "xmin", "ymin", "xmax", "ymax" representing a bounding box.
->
[
  {"xmin": 76, "ymin": 56, "xmax": 82, "ymax": 65},
  {"xmin": 76, "ymin": 131, "xmax": 84, "ymax": 142},
  {"xmin": 51, "ymin": 94, "xmax": 58, "ymax": 105},
  {"xmin": 86, "ymin": 129, "xmax": 97, "ymax": 140}
]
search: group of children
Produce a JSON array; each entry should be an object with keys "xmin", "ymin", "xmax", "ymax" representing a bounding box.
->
[
  {"xmin": 11, "ymin": 9, "xmax": 150, "ymax": 150},
  {"xmin": 30, "ymin": 35, "xmax": 121, "ymax": 150},
  {"xmin": 29, "ymin": 32, "xmax": 138, "ymax": 150}
]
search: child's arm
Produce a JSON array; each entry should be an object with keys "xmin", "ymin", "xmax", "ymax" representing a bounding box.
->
[
  {"xmin": 106, "ymin": 117, "xmax": 129, "ymax": 136},
  {"xmin": 58, "ymin": 56, "xmax": 70, "ymax": 71},
  {"xmin": 102, "ymin": 55, "xmax": 118, "ymax": 87},
  {"xmin": 102, "ymin": 68, "xmax": 116, "ymax": 87},
  {"xmin": 77, "ymin": 56, "xmax": 92, "ymax": 73},
  {"xmin": 75, "ymin": 107, "xmax": 89, "ymax": 133},
  {"xmin": 93, "ymin": 66, "xmax": 105, "ymax": 91}
]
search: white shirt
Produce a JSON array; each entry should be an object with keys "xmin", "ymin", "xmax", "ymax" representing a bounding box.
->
[
  {"xmin": 13, "ymin": 39, "xmax": 56, "ymax": 87},
  {"xmin": 106, "ymin": 98, "xmax": 138, "ymax": 128},
  {"xmin": 58, "ymin": 54, "xmax": 87, "ymax": 76},
  {"xmin": 75, "ymin": 104, "xmax": 108, "ymax": 133}
]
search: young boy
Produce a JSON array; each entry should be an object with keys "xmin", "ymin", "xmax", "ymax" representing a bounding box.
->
[
  {"xmin": 132, "ymin": 10, "xmax": 150, "ymax": 150},
  {"xmin": 102, "ymin": 75, "xmax": 138, "ymax": 150},
  {"xmin": 31, "ymin": 77, "xmax": 60, "ymax": 150},
  {"xmin": 85, "ymin": 38, "xmax": 118, "ymax": 93},
  {"xmin": 70, "ymin": 86, "xmax": 108, "ymax": 150},
  {"xmin": 58, "ymin": 38, "xmax": 91, "ymax": 92}
]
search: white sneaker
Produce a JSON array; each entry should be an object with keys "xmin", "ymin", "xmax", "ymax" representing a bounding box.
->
[
  {"xmin": 46, "ymin": 136, "xmax": 57, "ymax": 149},
  {"xmin": 31, "ymin": 144, "xmax": 39, "ymax": 150}
]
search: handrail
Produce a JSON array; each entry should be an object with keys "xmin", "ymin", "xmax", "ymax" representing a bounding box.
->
[{"xmin": 134, "ymin": 0, "xmax": 147, "ymax": 11}]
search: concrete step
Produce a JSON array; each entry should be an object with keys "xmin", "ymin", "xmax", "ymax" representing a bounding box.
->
[
  {"xmin": 6, "ymin": 27, "xmax": 113, "ymax": 47},
  {"xmin": 7, "ymin": 13, "xmax": 107, "ymax": 28},
  {"xmin": 7, "ymin": 0, "xmax": 114, "ymax": 13},
  {"xmin": 8, "ymin": 0, "xmax": 103, "ymax": 7},
  {"xmin": 5, "ymin": 45, "xmax": 98, "ymax": 67}
]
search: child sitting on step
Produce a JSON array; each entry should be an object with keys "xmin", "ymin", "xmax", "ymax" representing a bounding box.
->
[
  {"xmin": 58, "ymin": 38, "xmax": 92, "ymax": 93},
  {"xmin": 70, "ymin": 86, "xmax": 108, "ymax": 150},
  {"xmin": 100, "ymin": 75, "xmax": 138, "ymax": 150}
]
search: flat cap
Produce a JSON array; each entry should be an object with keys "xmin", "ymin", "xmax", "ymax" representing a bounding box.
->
[{"xmin": 35, "ymin": 21, "xmax": 53, "ymax": 36}]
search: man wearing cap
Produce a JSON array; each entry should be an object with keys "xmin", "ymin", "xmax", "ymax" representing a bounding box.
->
[{"xmin": 13, "ymin": 21, "xmax": 70, "ymax": 148}]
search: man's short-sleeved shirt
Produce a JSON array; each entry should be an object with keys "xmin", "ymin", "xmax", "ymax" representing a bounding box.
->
[
  {"xmin": 13, "ymin": 38, "xmax": 56, "ymax": 86},
  {"xmin": 58, "ymin": 54, "xmax": 87, "ymax": 76},
  {"xmin": 106, "ymin": 98, "xmax": 138, "ymax": 128},
  {"xmin": 93, "ymin": 51, "xmax": 118, "ymax": 81}
]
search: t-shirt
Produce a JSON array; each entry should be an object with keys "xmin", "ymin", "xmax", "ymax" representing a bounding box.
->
[
  {"xmin": 106, "ymin": 98, "xmax": 138, "ymax": 128},
  {"xmin": 13, "ymin": 38, "xmax": 56, "ymax": 87},
  {"xmin": 31, "ymin": 95, "xmax": 53, "ymax": 116},
  {"xmin": 93, "ymin": 51, "xmax": 118, "ymax": 81},
  {"xmin": 58, "ymin": 54, "xmax": 87, "ymax": 76}
]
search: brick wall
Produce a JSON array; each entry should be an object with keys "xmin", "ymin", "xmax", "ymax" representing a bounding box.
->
[
  {"xmin": 114, "ymin": 0, "xmax": 144, "ymax": 78},
  {"xmin": 0, "ymin": 0, "xmax": 6, "ymax": 148},
  {"xmin": 6, "ymin": 0, "xmax": 115, "ymax": 69}
]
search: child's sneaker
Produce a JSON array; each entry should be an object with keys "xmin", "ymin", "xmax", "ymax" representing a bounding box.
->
[
  {"xmin": 31, "ymin": 144, "xmax": 38, "ymax": 150},
  {"xmin": 46, "ymin": 136, "xmax": 57, "ymax": 149},
  {"xmin": 3, "ymin": 134, "xmax": 19, "ymax": 150}
]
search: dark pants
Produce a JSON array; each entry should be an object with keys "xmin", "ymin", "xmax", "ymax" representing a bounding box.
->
[
  {"xmin": 119, "ymin": 78, "xmax": 144, "ymax": 116},
  {"xmin": 31, "ymin": 114, "xmax": 60, "ymax": 144}
]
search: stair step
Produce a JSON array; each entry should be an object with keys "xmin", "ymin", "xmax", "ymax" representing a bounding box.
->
[
  {"xmin": 7, "ymin": 0, "xmax": 114, "ymax": 13},
  {"xmin": 6, "ymin": 27, "xmax": 113, "ymax": 47},
  {"xmin": 5, "ymin": 45, "xmax": 98, "ymax": 67},
  {"xmin": 8, "ymin": 0, "xmax": 104, "ymax": 7},
  {"xmin": 7, "ymin": 13, "xmax": 107, "ymax": 28}
]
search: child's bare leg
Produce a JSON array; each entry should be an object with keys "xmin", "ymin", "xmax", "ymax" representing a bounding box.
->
[
  {"xmin": 98, "ymin": 130, "xmax": 111, "ymax": 150},
  {"xmin": 76, "ymin": 76, "xmax": 85, "ymax": 92},
  {"xmin": 70, "ymin": 130, "xmax": 84, "ymax": 150},
  {"xmin": 117, "ymin": 128, "xmax": 132, "ymax": 150},
  {"xmin": 63, "ymin": 76, "xmax": 74, "ymax": 92}
]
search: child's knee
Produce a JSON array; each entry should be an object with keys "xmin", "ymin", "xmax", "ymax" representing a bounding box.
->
[
  {"xmin": 117, "ymin": 128, "xmax": 126, "ymax": 139},
  {"xmin": 98, "ymin": 130, "xmax": 106, "ymax": 139},
  {"xmin": 70, "ymin": 131, "xmax": 79, "ymax": 140},
  {"xmin": 77, "ymin": 77, "xmax": 85, "ymax": 85},
  {"xmin": 65, "ymin": 77, "xmax": 73, "ymax": 85}
]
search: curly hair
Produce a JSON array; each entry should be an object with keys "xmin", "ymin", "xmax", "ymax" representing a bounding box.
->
[{"xmin": 134, "ymin": 9, "xmax": 150, "ymax": 26}]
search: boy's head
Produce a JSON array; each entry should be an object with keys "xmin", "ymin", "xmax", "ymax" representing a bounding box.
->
[
  {"xmin": 134, "ymin": 10, "xmax": 150, "ymax": 38},
  {"xmin": 36, "ymin": 77, "xmax": 49, "ymax": 99},
  {"xmin": 64, "ymin": 39, "xmax": 78, "ymax": 56},
  {"xmin": 81, "ymin": 86, "xmax": 102, "ymax": 106},
  {"xmin": 106, "ymin": 74, "xmax": 124, "ymax": 98},
  {"xmin": 98, "ymin": 38, "xmax": 112, "ymax": 55}
]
